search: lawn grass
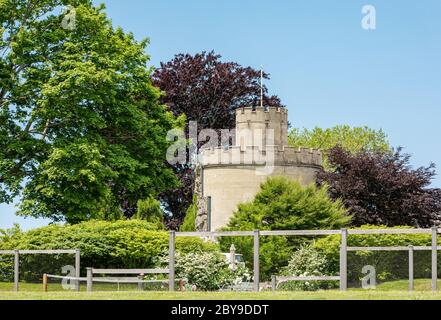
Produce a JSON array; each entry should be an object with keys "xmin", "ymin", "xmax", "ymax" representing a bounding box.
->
[
  {"xmin": 0, "ymin": 281, "xmax": 148, "ymax": 292},
  {"xmin": 2, "ymin": 290, "xmax": 441, "ymax": 300},
  {"xmin": 1, "ymin": 279, "xmax": 441, "ymax": 300}
]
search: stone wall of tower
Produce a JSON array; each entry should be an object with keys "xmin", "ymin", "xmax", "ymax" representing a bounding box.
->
[{"xmin": 202, "ymin": 164, "xmax": 321, "ymax": 231}]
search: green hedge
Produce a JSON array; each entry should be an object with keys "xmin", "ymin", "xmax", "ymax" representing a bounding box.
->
[
  {"xmin": 314, "ymin": 225, "xmax": 439, "ymax": 285},
  {"xmin": 0, "ymin": 220, "xmax": 219, "ymax": 281}
]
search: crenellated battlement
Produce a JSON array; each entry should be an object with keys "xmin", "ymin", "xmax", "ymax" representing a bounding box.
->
[
  {"xmin": 235, "ymin": 106, "xmax": 288, "ymax": 147},
  {"xmin": 200, "ymin": 106, "xmax": 322, "ymax": 168},
  {"xmin": 235, "ymin": 106, "xmax": 288, "ymax": 125},
  {"xmin": 200, "ymin": 145, "xmax": 322, "ymax": 167}
]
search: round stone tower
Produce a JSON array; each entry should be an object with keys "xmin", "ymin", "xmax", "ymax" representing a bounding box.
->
[{"xmin": 198, "ymin": 106, "xmax": 323, "ymax": 231}]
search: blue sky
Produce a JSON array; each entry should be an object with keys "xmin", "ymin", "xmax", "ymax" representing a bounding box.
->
[{"xmin": 1, "ymin": 0, "xmax": 440, "ymax": 230}]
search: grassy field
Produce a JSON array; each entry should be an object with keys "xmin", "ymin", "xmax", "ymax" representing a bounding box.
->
[{"xmin": 1, "ymin": 279, "xmax": 441, "ymax": 300}]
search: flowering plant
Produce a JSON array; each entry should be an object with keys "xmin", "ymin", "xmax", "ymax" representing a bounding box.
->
[{"xmin": 157, "ymin": 251, "xmax": 252, "ymax": 291}]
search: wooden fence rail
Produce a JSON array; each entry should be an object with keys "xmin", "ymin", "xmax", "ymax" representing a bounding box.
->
[
  {"xmin": 173, "ymin": 227, "xmax": 440, "ymax": 292},
  {"xmin": 0, "ymin": 249, "xmax": 80, "ymax": 292},
  {"xmin": 3, "ymin": 227, "xmax": 441, "ymax": 293}
]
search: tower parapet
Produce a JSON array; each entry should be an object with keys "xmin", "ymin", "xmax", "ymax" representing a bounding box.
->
[
  {"xmin": 235, "ymin": 106, "xmax": 288, "ymax": 149},
  {"xmin": 200, "ymin": 146, "xmax": 322, "ymax": 168}
]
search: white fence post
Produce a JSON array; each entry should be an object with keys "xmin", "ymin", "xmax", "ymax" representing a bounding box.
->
[
  {"xmin": 271, "ymin": 275, "xmax": 276, "ymax": 292},
  {"xmin": 169, "ymin": 231, "xmax": 175, "ymax": 292},
  {"xmin": 75, "ymin": 249, "xmax": 80, "ymax": 292},
  {"xmin": 138, "ymin": 274, "xmax": 144, "ymax": 291},
  {"xmin": 254, "ymin": 230, "xmax": 260, "ymax": 292},
  {"xmin": 43, "ymin": 273, "xmax": 48, "ymax": 292},
  {"xmin": 14, "ymin": 250, "xmax": 19, "ymax": 292},
  {"xmin": 432, "ymin": 227, "xmax": 438, "ymax": 291},
  {"xmin": 408, "ymin": 246, "xmax": 414, "ymax": 291},
  {"xmin": 86, "ymin": 267, "xmax": 93, "ymax": 292},
  {"xmin": 229, "ymin": 244, "xmax": 237, "ymax": 270},
  {"xmin": 340, "ymin": 229, "xmax": 347, "ymax": 291}
]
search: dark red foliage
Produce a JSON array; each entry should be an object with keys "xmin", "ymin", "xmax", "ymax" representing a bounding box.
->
[
  {"xmin": 153, "ymin": 51, "xmax": 283, "ymax": 128},
  {"xmin": 317, "ymin": 146, "xmax": 441, "ymax": 227},
  {"xmin": 152, "ymin": 51, "xmax": 284, "ymax": 225}
]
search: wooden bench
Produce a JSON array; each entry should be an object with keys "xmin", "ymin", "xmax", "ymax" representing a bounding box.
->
[{"xmin": 86, "ymin": 268, "xmax": 177, "ymax": 292}]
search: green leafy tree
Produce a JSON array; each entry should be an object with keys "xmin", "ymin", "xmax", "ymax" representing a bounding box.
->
[
  {"xmin": 0, "ymin": 0, "xmax": 180, "ymax": 222},
  {"xmin": 135, "ymin": 197, "xmax": 164, "ymax": 225},
  {"xmin": 221, "ymin": 177, "xmax": 350, "ymax": 279},
  {"xmin": 288, "ymin": 125, "xmax": 391, "ymax": 168}
]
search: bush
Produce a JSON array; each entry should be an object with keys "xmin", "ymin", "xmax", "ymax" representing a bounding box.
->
[
  {"xmin": 313, "ymin": 225, "xmax": 440, "ymax": 285},
  {"xmin": 220, "ymin": 177, "xmax": 350, "ymax": 280},
  {"xmin": 180, "ymin": 195, "xmax": 197, "ymax": 232},
  {"xmin": 280, "ymin": 245, "xmax": 338, "ymax": 291},
  {"xmin": 157, "ymin": 251, "xmax": 252, "ymax": 291},
  {"xmin": 0, "ymin": 220, "xmax": 219, "ymax": 281}
]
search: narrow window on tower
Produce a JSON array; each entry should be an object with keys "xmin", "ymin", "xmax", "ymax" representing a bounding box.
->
[{"xmin": 207, "ymin": 196, "xmax": 212, "ymax": 232}]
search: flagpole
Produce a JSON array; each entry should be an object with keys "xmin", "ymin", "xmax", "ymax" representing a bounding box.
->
[{"xmin": 260, "ymin": 66, "xmax": 264, "ymax": 108}]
